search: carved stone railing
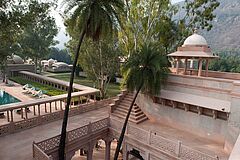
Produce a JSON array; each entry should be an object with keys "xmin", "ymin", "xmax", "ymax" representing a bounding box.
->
[
  {"xmin": 0, "ymin": 70, "xmax": 115, "ymax": 136},
  {"xmin": 33, "ymin": 117, "xmax": 109, "ymax": 160},
  {"xmin": 33, "ymin": 142, "xmax": 53, "ymax": 160},
  {"xmin": 0, "ymin": 97, "xmax": 112, "ymax": 137},
  {"xmin": 109, "ymin": 118, "xmax": 219, "ymax": 160},
  {"xmin": 18, "ymin": 71, "xmax": 99, "ymax": 92}
]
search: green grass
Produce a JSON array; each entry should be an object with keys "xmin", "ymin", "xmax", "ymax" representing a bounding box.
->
[
  {"xmin": 49, "ymin": 73, "xmax": 121, "ymax": 98},
  {"xmin": 10, "ymin": 77, "xmax": 67, "ymax": 96}
]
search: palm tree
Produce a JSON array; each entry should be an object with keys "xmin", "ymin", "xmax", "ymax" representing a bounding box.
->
[
  {"xmin": 114, "ymin": 44, "xmax": 169, "ymax": 159},
  {"xmin": 59, "ymin": 1, "xmax": 124, "ymax": 159}
]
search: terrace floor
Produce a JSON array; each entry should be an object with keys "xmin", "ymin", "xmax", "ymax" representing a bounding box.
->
[
  {"xmin": 111, "ymin": 115, "xmax": 230, "ymax": 160},
  {"xmin": 0, "ymin": 107, "xmax": 109, "ymax": 160}
]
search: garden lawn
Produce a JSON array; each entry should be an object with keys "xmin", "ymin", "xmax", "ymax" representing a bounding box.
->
[
  {"xmin": 49, "ymin": 73, "xmax": 121, "ymax": 98},
  {"xmin": 10, "ymin": 77, "xmax": 67, "ymax": 96}
]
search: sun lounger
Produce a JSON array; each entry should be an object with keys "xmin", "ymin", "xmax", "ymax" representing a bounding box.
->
[
  {"xmin": 6, "ymin": 81, "xmax": 15, "ymax": 87},
  {"xmin": 22, "ymin": 84, "xmax": 32, "ymax": 90},
  {"xmin": 33, "ymin": 90, "xmax": 44, "ymax": 98}
]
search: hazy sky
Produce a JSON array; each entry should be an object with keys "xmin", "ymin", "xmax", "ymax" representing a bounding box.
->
[{"xmin": 54, "ymin": 0, "xmax": 184, "ymax": 49}]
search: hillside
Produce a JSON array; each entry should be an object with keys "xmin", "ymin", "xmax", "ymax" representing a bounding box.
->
[{"xmin": 177, "ymin": 0, "xmax": 240, "ymax": 51}]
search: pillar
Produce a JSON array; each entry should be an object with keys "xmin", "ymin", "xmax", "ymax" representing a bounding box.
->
[
  {"xmin": 87, "ymin": 142, "xmax": 95, "ymax": 160},
  {"xmin": 65, "ymin": 151, "xmax": 75, "ymax": 160},
  {"xmin": 176, "ymin": 58, "xmax": 180, "ymax": 74},
  {"xmin": 184, "ymin": 58, "xmax": 188, "ymax": 75},
  {"xmin": 104, "ymin": 139, "xmax": 112, "ymax": 160},
  {"xmin": 205, "ymin": 59, "xmax": 209, "ymax": 77},
  {"xmin": 198, "ymin": 58, "xmax": 203, "ymax": 77},
  {"xmin": 122, "ymin": 141, "xmax": 128, "ymax": 160}
]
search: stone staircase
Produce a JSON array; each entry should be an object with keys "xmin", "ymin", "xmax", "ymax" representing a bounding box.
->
[{"xmin": 111, "ymin": 92, "xmax": 148, "ymax": 124}]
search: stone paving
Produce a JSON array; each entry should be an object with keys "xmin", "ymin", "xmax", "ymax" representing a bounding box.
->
[{"xmin": 0, "ymin": 107, "xmax": 109, "ymax": 160}]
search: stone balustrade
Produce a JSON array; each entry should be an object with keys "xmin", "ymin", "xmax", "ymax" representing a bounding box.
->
[
  {"xmin": 33, "ymin": 118, "xmax": 110, "ymax": 160},
  {"xmin": 0, "ymin": 95, "xmax": 112, "ymax": 136},
  {"xmin": 18, "ymin": 71, "xmax": 99, "ymax": 92},
  {"xmin": 0, "ymin": 70, "xmax": 107, "ymax": 136},
  {"xmin": 109, "ymin": 118, "xmax": 219, "ymax": 160}
]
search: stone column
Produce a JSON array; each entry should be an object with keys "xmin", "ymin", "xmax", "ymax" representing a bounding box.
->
[
  {"xmin": 198, "ymin": 58, "xmax": 203, "ymax": 77},
  {"xmin": 87, "ymin": 141, "xmax": 95, "ymax": 160},
  {"xmin": 104, "ymin": 138, "xmax": 112, "ymax": 160},
  {"xmin": 205, "ymin": 59, "xmax": 209, "ymax": 77},
  {"xmin": 176, "ymin": 58, "xmax": 180, "ymax": 74},
  {"xmin": 184, "ymin": 58, "xmax": 188, "ymax": 75},
  {"xmin": 65, "ymin": 151, "xmax": 75, "ymax": 160},
  {"xmin": 122, "ymin": 142, "xmax": 128, "ymax": 160}
]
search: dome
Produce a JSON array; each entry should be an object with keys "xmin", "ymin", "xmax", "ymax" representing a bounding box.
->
[
  {"xmin": 48, "ymin": 59, "xmax": 55, "ymax": 63},
  {"xmin": 11, "ymin": 55, "xmax": 24, "ymax": 64},
  {"xmin": 183, "ymin": 33, "xmax": 208, "ymax": 46}
]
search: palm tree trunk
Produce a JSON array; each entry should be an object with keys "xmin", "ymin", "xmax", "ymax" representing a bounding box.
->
[
  {"xmin": 58, "ymin": 27, "xmax": 87, "ymax": 160},
  {"xmin": 114, "ymin": 83, "xmax": 143, "ymax": 160}
]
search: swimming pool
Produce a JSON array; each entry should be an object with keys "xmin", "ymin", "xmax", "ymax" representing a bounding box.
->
[{"xmin": 0, "ymin": 90, "xmax": 20, "ymax": 105}]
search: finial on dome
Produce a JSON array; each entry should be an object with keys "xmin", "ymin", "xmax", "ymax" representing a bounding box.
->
[{"xmin": 193, "ymin": 28, "xmax": 198, "ymax": 34}]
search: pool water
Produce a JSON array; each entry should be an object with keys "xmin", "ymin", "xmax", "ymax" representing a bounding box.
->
[{"xmin": 0, "ymin": 90, "xmax": 20, "ymax": 105}]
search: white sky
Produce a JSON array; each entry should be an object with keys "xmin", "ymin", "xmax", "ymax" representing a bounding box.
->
[{"xmin": 53, "ymin": 0, "xmax": 184, "ymax": 49}]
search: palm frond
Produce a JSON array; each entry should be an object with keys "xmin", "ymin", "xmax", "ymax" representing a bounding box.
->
[
  {"xmin": 64, "ymin": 0, "xmax": 124, "ymax": 41},
  {"xmin": 122, "ymin": 43, "xmax": 169, "ymax": 96}
]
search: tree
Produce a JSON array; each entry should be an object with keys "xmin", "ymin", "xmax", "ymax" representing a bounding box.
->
[
  {"xmin": 114, "ymin": 43, "xmax": 169, "ymax": 159},
  {"xmin": 0, "ymin": 0, "xmax": 27, "ymax": 80},
  {"xmin": 118, "ymin": 0, "xmax": 220, "ymax": 56},
  {"xmin": 48, "ymin": 47, "xmax": 72, "ymax": 64},
  {"xmin": 79, "ymin": 38, "xmax": 121, "ymax": 99},
  {"xmin": 20, "ymin": 1, "xmax": 58, "ymax": 73},
  {"xmin": 59, "ymin": 1, "xmax": 124, "ymax": 159}
]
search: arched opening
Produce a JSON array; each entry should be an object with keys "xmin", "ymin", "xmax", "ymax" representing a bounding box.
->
[{"xmin": 128, "ymin": 148, "xmax": 144, "ymax": 160}]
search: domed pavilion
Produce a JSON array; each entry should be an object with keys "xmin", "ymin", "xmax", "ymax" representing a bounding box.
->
[{"xmin": 168, "ymin": 31, "xmax": 218, "ymax": 77}]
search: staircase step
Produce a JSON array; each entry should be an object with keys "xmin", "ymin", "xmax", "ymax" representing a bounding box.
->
[
  {"xmin": 111, "ymin": 112, "xmax": 139, "ymax": 123},
  {"xmin": 117, "ymin": 104, "xmax": 140, "ymax": 110},
  {"xmin": 115, "ymin": 107, "xmax": 143, "ymax": 116},
  {"xmin": 123, "ymin": 97, "xmax": 134, "ymax": 102},
  {"xmin": 136, "ymin": 116, "xmax": 148, "ymax": 124}
]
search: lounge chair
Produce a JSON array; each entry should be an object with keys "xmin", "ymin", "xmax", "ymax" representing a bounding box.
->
[
  {"xmin": 28, "ymin": 87, "xmax": 36, "ymax": 94},
  {"xmin": 22, "ymin": 84, "xmax": 32, "ymax": 90},
  {"xmin": 6, "ymin": 81, "xmax": 15, "ymax": 87},
  {"xmin": 33, "ymin": 90, "xmax": 43, "ymax": 98}
]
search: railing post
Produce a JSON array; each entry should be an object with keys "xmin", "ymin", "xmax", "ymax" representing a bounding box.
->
[
  {"xmin": 33, "ymin": 105, "xmax": 36, "ymax": 115},
  {"xmin": 21, "ymin": 107, "xmax": 24, "ymax": 119},
  {"xmin": 25, "ymin": 107, "xmax": 28, "ymax": 119},
  {"xmin": 55, "ymin": 101, "xmax": 57, "ymax": 110},
  {"xmin": 176, "ymin": 140, "xmax": 182, "ymax": 157},
  {"xmin": 148, "ymin": 130, "xmax": 151, "ymax": 145},
  {"xmin": 49, "ymin": 102, "xmax": 52, "ymax": 113},
  {"xmin": 60, "ymin": 100, "xmax": 63, "ymax": 111},
  {"xmin": 45, "ymin": 103, "xmax": 47, "ymax": 113},
  {"xmin": 38, "ymin": 104, "xmax": 40, "ymax": 116},
  {"xmin": 10, "ymin": 109, "xmax": 13, "ymax": 122},
  {"xmin": 7, "ymin": 110, "xmax": 10, "ymax": 122},
  {"xmin": 88, "ymin": 122, "xmax": 92, "ymax": 135},
  {"xmin": 32, "ymin": 141, "xmax": 35, "ymax": 158}
]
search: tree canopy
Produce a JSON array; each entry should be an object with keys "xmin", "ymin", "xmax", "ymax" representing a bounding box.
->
[{"xmin": 19, "ymin": 1, "xmax": 58, "ymax": 71}]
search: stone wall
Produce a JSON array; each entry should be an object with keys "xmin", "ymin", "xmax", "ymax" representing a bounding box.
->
[{"xmin": 5, "ymin": 64, "xmax": 35, "ymax": 77}]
